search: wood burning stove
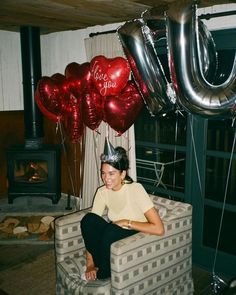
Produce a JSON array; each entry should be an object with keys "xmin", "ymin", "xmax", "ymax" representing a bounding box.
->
[
  {"xmin": 6, "ymin": 26, "xmax": 61, "ymax": 204},
  {"xmin": 7, "ymin": 145, "xmax": 61, "ymax": 204}
]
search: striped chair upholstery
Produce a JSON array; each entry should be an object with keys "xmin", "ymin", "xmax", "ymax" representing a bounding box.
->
[{"xmin": 55, "ymin": 195, "xmax": 194, "ymax": 295}]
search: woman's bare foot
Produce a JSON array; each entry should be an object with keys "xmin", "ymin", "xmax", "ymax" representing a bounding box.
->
[{"xmin": 85, "ymin": 266, "xmax": 99, "ymax": 281}]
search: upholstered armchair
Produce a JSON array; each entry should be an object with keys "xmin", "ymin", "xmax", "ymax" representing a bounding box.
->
[{"xmin": 54, "ymin": 195, "xmax": 194, "ymax": 295}]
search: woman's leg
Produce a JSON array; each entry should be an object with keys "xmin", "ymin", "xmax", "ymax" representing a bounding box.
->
[
  {"xmin": 81, "ymin": 213, "xmax": 109, "ymax": 268},
  {"xmin": 96, "ymin": 223, "xmax": 137, "ymax": 279},
  {"xmin": 80, "ymin": 212, "xmax": 137, "ymax": 279}
]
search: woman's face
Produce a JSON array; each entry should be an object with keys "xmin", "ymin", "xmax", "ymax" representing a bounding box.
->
[{"xmin": 101, "ymin": 163, "xmax": 126, "ymax": 191}]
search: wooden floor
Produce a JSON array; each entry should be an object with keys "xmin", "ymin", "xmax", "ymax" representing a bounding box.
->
[
  {"xmin": 0, "ymin": 244, "xmax": 232, "ymax": 295},
  {"xmin": 192, "ymin": 265, "xmax": 225, "ymax": 295}
]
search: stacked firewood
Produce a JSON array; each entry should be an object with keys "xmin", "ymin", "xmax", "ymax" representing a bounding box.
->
[{"xmin": 0, "ymin": 215, "xmax": 55, "ymax": 241}]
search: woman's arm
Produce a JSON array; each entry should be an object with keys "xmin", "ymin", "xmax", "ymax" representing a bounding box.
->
[{"xmin": 113, "ymin": 207, "xmax": 165, "ymax": 236}]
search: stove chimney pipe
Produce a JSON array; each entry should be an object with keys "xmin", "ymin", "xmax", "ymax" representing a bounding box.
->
[{"xmin": 20, "ymin": 26, "xmax": 44, "ymax": 148}]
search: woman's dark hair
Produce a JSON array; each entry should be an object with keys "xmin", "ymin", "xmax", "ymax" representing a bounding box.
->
[{"xmin": 103, "ymin": 146, "xmax": 133, "ymax": 183}]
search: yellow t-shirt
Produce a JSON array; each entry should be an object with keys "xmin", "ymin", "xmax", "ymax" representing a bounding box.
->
[{"xmin": 91, "ymin": 182, "xmax": 154, "ymax": 222}]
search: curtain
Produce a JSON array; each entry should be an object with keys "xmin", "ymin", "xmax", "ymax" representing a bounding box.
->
[{"xmin": 81, "ymin": 32, "xmax": 137, "ymax": 209}]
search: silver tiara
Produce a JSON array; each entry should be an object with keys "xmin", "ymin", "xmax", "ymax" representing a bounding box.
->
[{"xmin": 100, "ymin": 153, "xmax": 122, "ymax": 162}]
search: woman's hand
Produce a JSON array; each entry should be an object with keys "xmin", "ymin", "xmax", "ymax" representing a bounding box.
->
[{"xmin": 113, "ymin": 207, "xmax": 165, "ymax": 235}]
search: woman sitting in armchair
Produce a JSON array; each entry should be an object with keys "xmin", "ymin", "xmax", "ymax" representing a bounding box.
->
[{"xmin": 81, "ymin": 137, "xmax": 165, "ymax": 281}]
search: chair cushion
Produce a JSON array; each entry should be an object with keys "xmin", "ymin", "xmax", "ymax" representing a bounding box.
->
[
  {"xmin": 57, "ymin": 255, "xmax": 111, "ymax": 295},
  {"xmin": 151, "ymin": 195, "xmax": 192, "ymax": 221},
  {"xmin": 157, "ymin": 204, "xmax": 168, "ymax": 218}
]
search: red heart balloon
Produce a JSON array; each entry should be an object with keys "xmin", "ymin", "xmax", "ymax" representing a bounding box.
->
[
  {"xmin": 90, "ymin": 55, "xmax": 130, "ymax": 97},
  {"xmin": 35, "ymin": 76, "xmax": 64, "ymax": 123},
  {"xmin": 35, "ymin": 88, "xmax": 60, "ymax": 123},
  {"xmin": 65, "ymin": 62, "xmax": 81, "ymax": 78},
  {"xmin": 82, "ymin": 88, "xmax": 104, "ymax": 131},
  {"xmin": 51, "ymin": 73, "xmax": 67, "ymax": 84},
  {"xmin": 51, "ymin": 73, "xmax": 70, "ymax": 114},
  {"xmin": 104, "ymin": 81, "xmax": 144, "ymax": 135},
  {"xmin": 63, "ymin": 96, "xmax": 84, "ymax": 143},
  {"xmin": 65, "ymin": 62, "xmax": 92, "ymax": 96}
]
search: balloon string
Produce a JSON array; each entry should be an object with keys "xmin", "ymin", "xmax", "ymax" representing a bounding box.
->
[
  {"xmin": 189, "ymin": 115, "xmax": 203, "ymax": 199},
  {"xmin": 211, "ymin": 127, "xmax": 236, "ymax": 282},
  {"xmin": 172, "ymin": 111, "xmax": 179, "ymax": 189},
  {"xmin": 58, "ymin": 120, "xmax": 76, "ymax": 203},
  {"xmin": 93, "ymin": 131, "xmax": 101, "ymax": 186},
  {"xmin": 173, "ymin": 109, "xmax": 186, "ymax": 189},
  {"xmin": 73, "ymin": 142, "xmax": 78, "ymax": 199},
  {"xmin": 79, "ymin": 134, "xmax": 86, "ymax": 211}
]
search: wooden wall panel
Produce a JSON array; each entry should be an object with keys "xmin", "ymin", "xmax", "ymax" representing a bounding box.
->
[{"xmin": 0, "ymin": 111, "xmax": 24, "ymax": 197}]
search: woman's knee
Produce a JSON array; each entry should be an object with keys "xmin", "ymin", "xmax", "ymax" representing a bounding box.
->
[
  {"xmin": 81, "ymin": 212, "xmax": 107, "ymax": 232},
  {"xmin": 81, "ymin": 212, "xmax": 97, "ymax": 229}
]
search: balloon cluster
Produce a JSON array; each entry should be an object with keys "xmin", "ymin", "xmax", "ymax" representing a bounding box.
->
[
  {"xmin": 35, "ymin": 55, "xmax": 144, "ymax": 142},
  {"xmin": 117, "ymin": 2, "xmax": 236, "ymax": 119}
]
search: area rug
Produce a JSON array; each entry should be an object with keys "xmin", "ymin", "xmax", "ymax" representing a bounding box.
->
[
  {"xmin": 0, "ymin": 194, "xmax": 78, "ymax": 245},
  {"xmin": 0, "ymin": 249, "xmax": 56, "ymax": 295}
]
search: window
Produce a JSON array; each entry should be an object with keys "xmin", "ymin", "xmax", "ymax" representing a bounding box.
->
[
  {"xmin": 135, "ymin": 107, "xmax": 187, "ymax": 200},
  {"xmin": 134, "ymin": 28, "xmax": 236, "ymax": 276}
]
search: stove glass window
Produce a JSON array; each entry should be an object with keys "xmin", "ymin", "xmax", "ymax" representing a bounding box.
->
[{"xmin": 14, "ymin": 159, "xmax": 48, "ymax": 183}]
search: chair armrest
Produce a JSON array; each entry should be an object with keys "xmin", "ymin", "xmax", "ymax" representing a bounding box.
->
[
  {"xmin": 54, "ymin": 208, "xmax": 91, "ymax": 262},
  {"xmin": 111, "ymin": 195, "xmax": 192, "ymax": 273},
  {"xmin": 110, "ymin": 204, "xmax": 192, "ymax": 293},
  {"xmin": 111, "ymin": 232, "xmax": 169, "ymax": 273},
  {"xmin": 110, "ymin": 232, "xmax": 170, "ymax": 291}
]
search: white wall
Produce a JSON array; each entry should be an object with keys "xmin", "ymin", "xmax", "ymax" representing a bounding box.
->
[
  {"xmin": 0, "ymin": 30, "xmax": 23, "ymax": 110},
  {"xmin": 40, "ymin": 22, "xmax": 123, "ymax": 77},
  {"xmin": 0, "ymin": 22, "xmax": 123, "ymax": 111},
  {"xmin": 0, "ymin": 4, "xmax": 235, "ymax": 111},
  {"xmin": 198, "ymin": 4, "xmax": 236, "ymax": 31}
]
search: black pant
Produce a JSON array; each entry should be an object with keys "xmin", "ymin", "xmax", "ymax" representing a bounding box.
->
[{"xmin": 80, "ymin": 212, "xmax": 137, "ymax": 279}]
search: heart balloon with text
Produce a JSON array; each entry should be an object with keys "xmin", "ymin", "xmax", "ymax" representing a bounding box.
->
[{"xmin": 90, "ymin": 55, "xmax": 130, "ymax": 97}]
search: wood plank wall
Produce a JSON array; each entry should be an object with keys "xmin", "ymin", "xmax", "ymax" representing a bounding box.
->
[{"xmin": 0, "ymin": 111, "xmax": 83, "ymax": 200}]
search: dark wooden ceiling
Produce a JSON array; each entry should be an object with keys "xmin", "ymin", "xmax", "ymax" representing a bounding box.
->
[{"xmin": 0, "ymin": 0, "xmax": 235, "ymax": 35}]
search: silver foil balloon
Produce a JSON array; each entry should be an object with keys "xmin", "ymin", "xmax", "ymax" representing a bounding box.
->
[
  {"xmin": 142, "ymin": 8, "xmax": 217, "ymax": 83},
  {"xmin": 117, "ymin": 18, "xmax": 176, "ymax": 116},
  {"xmin": 198, "ymin": 21, "xmax": 218, "ymax": 83},
  {"xmin": 166, "ymin": 2, "xmax": 236, "ymax": 117},
  {"xmin": 141, "ymin": 9, "xmax": 166, "ymax": 43}
]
